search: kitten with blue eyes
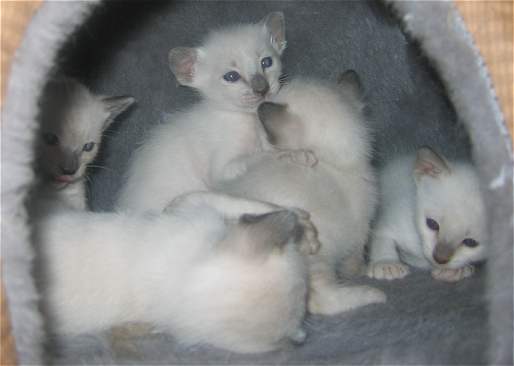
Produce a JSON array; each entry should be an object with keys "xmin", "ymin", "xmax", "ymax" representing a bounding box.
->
[
  {"xmin": 117, "ymin": 12, "xmax": 289, "ymax": 212},
  {"xmin": 367, "ymin": 147, "xmax": 487, "ymax": 282},
  {"xmin": 33, "ymin": 77, "xmax": 135, "ymax": 212}
]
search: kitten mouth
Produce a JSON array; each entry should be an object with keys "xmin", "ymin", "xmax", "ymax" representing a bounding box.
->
[{"xmin": 53, "ymin": 175, "xmax": 78, "ymax": 187}]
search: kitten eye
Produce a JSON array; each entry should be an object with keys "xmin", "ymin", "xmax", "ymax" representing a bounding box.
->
[
  {"xmin": 462, "ymin": 238, "xmax": 479, "ymax": 248},
  {"xmin": 426, "ymin": 218, "xmax": 440, "ymax": 231},
  {"xmin": 43, "ymin": 133, "xmax": 59, "ymax": 146},
  {"xmin": 261, "ymin": 56, "xmax": 273, "ymax": 69},
  {"xmin": 223, "ymin": 71, "xmax": 241, "ymax": 82},
  {"xmin": 82, "ymin": 142, "xmax": 96, "ymax": 152}
]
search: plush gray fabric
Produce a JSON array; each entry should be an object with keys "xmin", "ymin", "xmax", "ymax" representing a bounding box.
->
[{"xmin": 1, "ymin": 0, "xmax": 511, "ymax": 365}]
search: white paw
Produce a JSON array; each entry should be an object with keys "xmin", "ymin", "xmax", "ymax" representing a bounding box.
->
[
  {"xmin": 277, "ymin": 149, "xmax": 318, "ymax": 167},
  {"xmin": 308, "ymin": 285, "xmax": 386, "ymax": 315},
  {"xmin": 221, "ymin": 161, "xmax": 248, "ymax": 181},
  {"xmin": 288, "ymin": 328, "xmax": 307, "ymax": 344},
  {"xmin": 367, "ymin": 262, "xmax": 410, "ymax": 280},
  {"xmin": 431, "ymin": 265, "xmax": 475, "ymax": 282}
]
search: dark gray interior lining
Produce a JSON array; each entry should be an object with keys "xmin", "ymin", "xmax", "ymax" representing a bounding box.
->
[
  {"xmin": 57, "ymin": 1, "xmax": 469, "ymax": 212},
  {"xmin": 39, "ymin": 1, "xmax": 492, "ymax": 364}
]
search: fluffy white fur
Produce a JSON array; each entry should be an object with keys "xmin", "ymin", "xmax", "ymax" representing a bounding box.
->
[
  {"xmin": 117, "ymin": 13, "xmax": 286, "ymax": 212},
  {"xmin": 216, "ymin": 76, "xmax": 385, "ymax": 315},
  {"xmin": 367, "ymin": 147, "xmax": 487, "ymax": 282},
  {"xmin": 33, "ymin": 77, "xmax": 134, "ymax": 212},
  {"xmin": 35, "ymin": 191, "xmax": 318, "ymax": 353}
]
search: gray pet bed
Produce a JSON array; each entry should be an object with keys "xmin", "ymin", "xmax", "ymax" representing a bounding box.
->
[{"xmin": 2, "ymin": 1, "xmax": 512, "ymax": 364}]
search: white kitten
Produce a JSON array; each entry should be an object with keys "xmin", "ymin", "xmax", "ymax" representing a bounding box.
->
[
  {"xmin": 216, "ymin": 74, "xmax": 386, "ymax": 315},
  {"xmin": 367, "ymin": 147, "xmax": 487, "ymax": 282},
  {"xmin": 33, "ymin": 77, "xmax": 134, "ymax": 212},
  {"xmin": 116, "ymin": 13, "xmax": 286, "ymax": 212},
  {"xmin": 36, "ymin": 191, "xmax": 318, "ymax": 353}
]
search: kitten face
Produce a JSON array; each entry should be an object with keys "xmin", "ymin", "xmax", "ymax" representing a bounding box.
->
[
  {"xmin": 38, "ymin": 78, "xmax": 135, "ymax": 188},
  {"xmin": 169, "ymin": 12, "xmax": 286, "ymax": 112},
  {"xmin": 413, "ymin": 147, "xmax": 487, "ymax": 269}
]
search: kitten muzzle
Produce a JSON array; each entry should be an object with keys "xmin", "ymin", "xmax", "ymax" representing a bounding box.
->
[
  {"xmin": 432, "ymin": 243, "xmax": 455, "ymax": 265},
  {"xmin": 250, "ymin": 74, "xmax": 270, "ymax": 97}
]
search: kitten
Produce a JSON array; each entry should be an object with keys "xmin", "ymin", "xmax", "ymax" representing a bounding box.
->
[
  {"xmin": 367, "ymin": 147, "xmax": 487, "ymax": 282},
  {"xmin": 34, "ymin": 77, "xmax": 134, "ymax": 212},
  {"xmin": 35, "ymin": 191, "xmax": 320, "ymax": 353},
  {"xmin": 216, "ymin": 73, "xmax": 386, "ymax": 315},
  {"xmin": 116, "ymin": 12, "xmax": 287, "ymax": 212}
]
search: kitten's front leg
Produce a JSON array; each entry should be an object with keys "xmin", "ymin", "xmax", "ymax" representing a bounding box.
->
[
  {"xmin": 431, "ymin": 265, "xmax": 475, "ymax": 282},
  {"xmin": 276, "ymin": 149, "xmax": 318, "ymax": 167},
  {"xmin": 367, "ymin": 235, "xmax": 410, "ymax": 280}
]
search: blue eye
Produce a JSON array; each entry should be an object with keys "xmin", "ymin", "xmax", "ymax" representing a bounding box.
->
[
  {"xmin": 462, "ymin": 238, "xmax": 479, "ymax": 248},
  {"xmin": 426, "ymin": 218, "xmax": 440, "ymax": 231},
  {"xmin": 261, "ymin": 57, "xmax": 273, "ymax": 69},
  {"xmin": 223, "ymin": 71, "xmax": 241, "ymax": 82},
  {"xmin": 83, "ymin": 142, "xmax": 95, "ymax": 152}
]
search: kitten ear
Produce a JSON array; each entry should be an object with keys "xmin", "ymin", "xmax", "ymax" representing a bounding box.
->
[
  {"xmin": 337, "ymin": 69, "xmax": 362, "ymax": 95},
  {"xmin": 168, "ymin": 47, "xmax": 201, "ymax": 86},
  {"xmin": 414, "ymin": 146, "xmax": 451, "ymax": 181},
  {"xmin": 240, "ymin": 210, "xmax": 299, "ymax": 253},
  {"xmin": 261, "ymin": 12, "xmax": 286, "ymax": 54},
  {"xmin": 257, "ymin": 102, "xmax": 289, "ymax": 145},
  {"xmin": 101, "ymin": 95, "xmax": 136, "ymax": 130}
]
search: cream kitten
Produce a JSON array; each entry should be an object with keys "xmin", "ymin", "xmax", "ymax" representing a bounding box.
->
[
  {"xmin": 116, "ymin": 12, "xmax": 286, "ymax": 213},
  {"xmin": 367, "ymin": 147, "xmax": 487, "ymax": 282},
  {"xmin": 36, "ymin": 191, "xmax": 320, "ymax": 353},
  {"xmin": 216, "ymin": 74, "xmax": 386, "ymax": 315},
  {"xmin": 34, "ymin": 77, "xmax": 134, "ymax": 212}
]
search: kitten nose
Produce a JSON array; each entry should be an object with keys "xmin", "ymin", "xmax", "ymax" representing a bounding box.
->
[
  {"xmin": 433, "ymin": 243, "xmax": 454, "ymax": 264},
  {"xmin": 251, "ymin": 74, "xmax": 270, "ymax": 96},
  {"xmin": 59, "ymin": 156, "xmax": 79, "ymax": 176}
]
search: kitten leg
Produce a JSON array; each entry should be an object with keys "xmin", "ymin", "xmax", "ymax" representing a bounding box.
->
[
  {"xmin": 431, "ymin": 265, "xmax": 475, "ymax": 282},
  {"xmin": 276, "ymin": 149, "xmax": 318, "ymax": 167},
  {"xmin": 165, "ymin": 191, "xmax": 281, "ymax": 218},
  {"xmin": 367, "ymin": 235, "xmax": 410, "ymax": 280},
  {"xmin": 308, "ymin": 257, "xmax": 386, "ymax": 315}
]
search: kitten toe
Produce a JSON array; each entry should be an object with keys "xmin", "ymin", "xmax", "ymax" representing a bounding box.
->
[
  {"xmin": 431, "ymin": 265, "xmax": 474, "ymax": 282},
  {"xmin": 367, "ymin": 262, "xmax": 410, "ymax": 280}
]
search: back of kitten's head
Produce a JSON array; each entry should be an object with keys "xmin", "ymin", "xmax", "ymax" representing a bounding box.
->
[
  {"xmin": 168, "ymin": 12, "xmax": 286, "ymax": 112},
  {"xmin": 413, "ymin": 146, "xmax": 487, "ymax": 268},
  {"xmin": 257, "ymin": 71, "xmax": 367, "ymax": 157},
  {"xmin": 220, "ymin": 210, "xmax": 304, "ymax": 259},
  {"xmin": 38, "ymin": 77, "xmax": 135, "ymax": 186}
]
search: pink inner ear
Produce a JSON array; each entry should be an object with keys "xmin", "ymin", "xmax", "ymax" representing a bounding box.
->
[
  {"xmin": 417, "ymin": 160, "xmax": 441, "ymax": 177},
  {"xmin": 178, "ymin": 58, "xmax": 195, "ymax": 82}
]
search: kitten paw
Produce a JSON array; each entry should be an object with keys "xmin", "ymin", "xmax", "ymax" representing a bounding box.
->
[
  {"xmin": 291, "ymin": 209, "xmax": 321, "ymax": 255},
  {"xmin": 367, "ymin": 262, "xmax": 410, "ymax": 280},
  {"xmin": 308, "ymin": 285, "xmax": 386, "ymax": 315},
  {"xmin": 221, "ymin": 160, "xmax": 248, "ymax": 181},
  {"xmin": 288, "ymin": 328, "xmax": 307, "ymax": 344},
  {"xmin": 277, "ymin": 149, "xmax": 318, "ymax": 167},
  {"xmin": 431, "ymin": 265, "xmax": 474, "ymax": 282}
]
